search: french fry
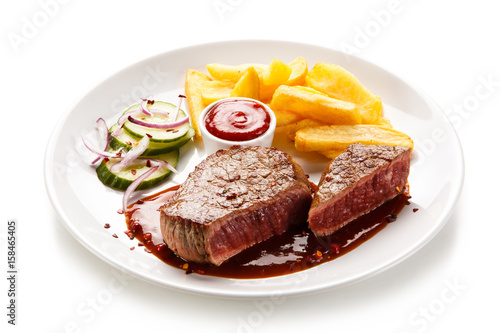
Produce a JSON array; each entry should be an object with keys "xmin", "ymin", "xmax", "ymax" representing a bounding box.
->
[
  {"xmin": 270, "ymin": 85, "xmax": 361, "ymax": 125},
  {"xmin": 206, "ymin": 63, "xmax": 267, "ymax": 82},
  {"xmin": 260, "ymin": 57, "xmax": 308, "ymax": 102},
  {"xmin": 284, "ymin": 118, "xmax": 327, "ymax": 141},
  {"xmin": 262, "ymin": 59, "xmax": 291, "ymax": 86},
  {"xmin": 201, "ymin": 80, "xmax": 234, "ymax": 105},
  {"xmin": 284, "ymin": 56, "xmax": 308, "ymax": 86},
  {"xmin": 273, "ymin": 109, "xmax": 304, "ymax": 127},
  {"xmin": 372, "ymin": 116, "xmax": 393, "ymax": 128},
  {"xmin": 185, "ymin": 69, "xmax": 212, "ymax": 139},
  {"xmin": 319, "ymin": 150, "xmax": 344, "ymax": 160},
  {"xmin": 295, "ymin": 124, "xmax": 414, "ymax": 152},
  {"xmin": 230, "ymin": 66, "xmax": 260, "ymax": 100},
  {"xmin": 306, "ymin": 63, "xmax": 383, "ymax": 124}
]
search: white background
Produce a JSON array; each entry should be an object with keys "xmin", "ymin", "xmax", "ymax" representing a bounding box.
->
[{"xmin": 1, "ymin": 0, "xmax": 499, "ymax": 332}]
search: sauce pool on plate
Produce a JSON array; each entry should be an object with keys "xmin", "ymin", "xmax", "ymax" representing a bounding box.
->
[
  {"xmin": 124, "ymin": 185, "xmax": 411, "ymax": 279},
  {"xmin": 204, "ymin": 99, "xmax": 271, "ymax": 142}
]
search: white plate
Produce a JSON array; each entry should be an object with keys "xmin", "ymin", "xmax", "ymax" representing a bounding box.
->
[{"xmin": 44, "ymin": 40, "xmax": 464, "ymax": 298}]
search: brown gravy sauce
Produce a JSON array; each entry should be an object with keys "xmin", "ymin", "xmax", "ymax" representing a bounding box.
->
[{"xmin": 125, "ymin": 185, "xmax": 410, "ymax": 279}]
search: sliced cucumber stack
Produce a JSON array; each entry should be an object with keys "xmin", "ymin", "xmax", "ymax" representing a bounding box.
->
[
  {"xmin": 96, "ymin": 150, "xmax": 179, "ymax": 191},
  {"xmin": 93, "ymin": 98, "xmax": 194, "ymax": 192},
  {"xmin": 109, "ymin": 100, "xmax": 194, "ymax": 156},
  {"xmin": 121, "ymin": 101, "xmax": 192, "ymax": 143},
  {"xmin": 109, "ymin": 124, "xmax": 195, "ymax": 156}
]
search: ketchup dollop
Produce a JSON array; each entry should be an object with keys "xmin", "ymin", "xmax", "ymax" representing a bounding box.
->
[{"xmin": 204, "ymin": 99, "xmax": 271, "ymax": 142}]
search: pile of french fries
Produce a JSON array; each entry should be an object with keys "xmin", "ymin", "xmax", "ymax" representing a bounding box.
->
[{"xmin": 185, "ymin": 57, "xmax": 413, "ymax": 159}]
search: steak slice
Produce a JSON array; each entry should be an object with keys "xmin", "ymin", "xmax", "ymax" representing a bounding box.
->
[
  {"xmin": 160, "ymin": 146, "xmax": 313, "ymax": 266},
  {"xmin": 308, "ymin": 143, "xmax": 411, "ymax": 236}
]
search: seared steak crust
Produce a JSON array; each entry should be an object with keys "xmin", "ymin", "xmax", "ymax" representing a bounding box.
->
[
  {"xmin": 309, "ymin": 143, "xmax": 411, "ymax": 236},
  {"xmin": 160, "ymin": 146, "xmax": 312, "ymax": 266}
]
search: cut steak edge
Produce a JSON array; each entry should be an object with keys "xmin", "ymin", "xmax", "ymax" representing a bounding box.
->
[{"xmin": 308, "ymin": 143, "xmax": 411, "ymax": 236}]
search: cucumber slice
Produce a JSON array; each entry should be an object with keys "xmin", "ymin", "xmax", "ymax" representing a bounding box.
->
[
  {"xmin": 96, "ymin": 150, "xmax": 179, "ymax": 191},
  {"xmin": 122, "ymin": 101, "xmax": 191, "ymax": 143},
  {"xmin": 109, "ymin": 125, "xmax": 194, "ymax": 156}
]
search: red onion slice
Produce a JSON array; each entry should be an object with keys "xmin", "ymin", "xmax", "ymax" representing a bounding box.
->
[
  {"xmin": 111, "ymin": 125, "xmax": 123, "ymax": 137},
  {"xmin": 82, "ymin": 134, "xmax": 120, "ymax": 159},
  {"xmin": 127, "ymin": 114, "xmax": 189, "ymax": 129},
  {"xmin": 110, "ymin": 136, "xmax": 150, "ymax": 173},
  {"xmin": 91, "ymin": 118, "xmax": 110, "ymax": 164},
  {"xmin": 95, "ymin": 118, "xmax": 109, "ymax": 147},
  {"xmin": 116, "ymin": 108, "xmax": 170, "ymax": 128},
  {"xmin": 116, "ymin": 110, "xmax": 139, "ymax": 128},
  {"xmin": 147, "ymin": 158, "xmax": 178, "ymax": 174},
  {"xmin": 171, "ymin": 94, "xmax": 186, "ymax": 122},
  {"xmin": 140, "ymin": 96, "xmax": 154, "ymax": 116},
  {"xmin": 122, "ymin": 165, "xmax": 159, "ymax": 212}
]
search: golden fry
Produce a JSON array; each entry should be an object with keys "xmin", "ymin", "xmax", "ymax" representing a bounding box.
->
[
  {"xmin": 230, "ymin": 66, "xmax": 260, "ymax": 100},
  {"xmin": 260, "ymin": 57, "xmax": 308, "ymax": 102},
  {"xmin": 319, "ymin": 150, "xmax": 344, "ymax": 160},
  {"xmin": 262, "ymin": 59, "xmax": 291, "ymax": 86},
  {"xmin": 206, "ymin": 63, "xmax": 267, "ymax": 83},
  {"xmin": 295, "ymin": 124, "xmax": 413, "ymax": 152},
  {"xmin": 306, "ymin": 63, "xmax": 383, "ymax": 124},
  {"xmin": 273, "ymin": 109, "xmax": 304, "ymax": 127},
  {"xmin": 185, "ymin": 69, "xmax": 212, "ymax": 139},
  {"xmin": 284, "ymin": 118, "xmax": 327, "ymax": 141},
  {"xmin": 371, "ymin": 116, "xmax": 393, "ymax": 128},
  {"xmin": 285, "ymin": 57, "xmax": 308, "ymax": 86},
  {"xmin": 270, "ymin": 85, "xmax": 361, "ymax": 125},
  {"xmin": 201, "ymin": 80, "xmax": 234, "ymax": 105}
]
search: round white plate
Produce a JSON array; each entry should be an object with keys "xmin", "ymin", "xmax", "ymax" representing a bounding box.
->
[{"xmin": 44, "ymin": 40, "xmax": 464, "ymax": 298}]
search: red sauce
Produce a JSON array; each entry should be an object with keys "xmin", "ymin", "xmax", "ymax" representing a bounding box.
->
[
  {"xmin": 125, "ymin": 185, "xmax": 410, "ymax": 279},
  {"xmin": 204, "ymin": 99, "xmax": 271, "ymax": 141}
]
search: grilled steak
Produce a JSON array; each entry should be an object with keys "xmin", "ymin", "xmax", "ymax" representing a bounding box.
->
[
  {"xmin": 308, "ymin": 143, "xmax": 411, "ymax": 236},
  {"xmin": 160, "ymin": 146, "xmax": 313, "ymax": 266}
]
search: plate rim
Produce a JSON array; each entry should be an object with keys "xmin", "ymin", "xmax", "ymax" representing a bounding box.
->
[{"xmin": 44, "ymin": 39, "xmax": 465, "ymax": 299}]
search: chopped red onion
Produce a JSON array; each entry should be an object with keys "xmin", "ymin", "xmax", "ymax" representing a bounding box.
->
[
  {"xmin": 122, "ymin": 165, "xmax": 159, "ymax": 212},
  {"xmin": 110, "ymin": 136, "xmax": 150, "ymax": 173},
  {"xmin": 127, "ymin": 114, "xmax": 189, "ymax": 129},
  {"xmin": 92, "ymin": 118, "xmax": 110, "ymax": 164},
  {"xmin": 116, "ymin": 110, "xmax": 137, "ymax": 127},
  {"xmin": 171, "ymin": 94, "xmax": 186, "ymax": 122},
  {"xmin": 140, "ymin": 96, "xmax": 154, "ymax": 116},
  {"xmin": 95, "ymin": 118, "xmax": 109, "ymax": 147},
  {"xmin": 82, "ymin": 134, "xmax": 120, "ymax": 160},
  {"xmin": 147, "ymin": 158, "xmax": 178, "ymax": 174},
  {"xmin": 116, "ymin": 108, "xmax": 170, "ymax": 128},
  {"xmin": 111, "ymin": 124, "xmax": 123, "ymax": 137}
]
